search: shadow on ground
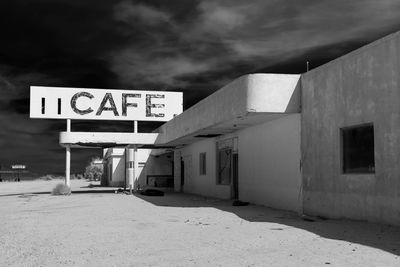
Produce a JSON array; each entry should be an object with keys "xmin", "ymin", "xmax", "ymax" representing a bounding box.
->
[
  {"xmin": 135, "ymin": 192, "xmax": 400, "ymax": 256},
  {"xmin": 1, "ymin": 185, "xmax": 398, "ymax": 257},
  {"xmin": 0, "ymin": 188, "xmax": 117, "ymax": 197}
]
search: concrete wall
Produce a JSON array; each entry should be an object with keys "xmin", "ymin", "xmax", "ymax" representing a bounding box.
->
[
  {"xmin": 156, "ymin": 74, "xmax": 300, "ymax": 145},
  {"xmin": 110, "ymin": 153, "xmax": 125, "ymax": 187},
  {"xmin": 238, "ymin": 114, "xmax": 302, "ymax": 213},
  {"xmin": 103, "ymin": 148, "xmax": 173, "ymax": 188},
  {"xmin": 137, "ymin": 151, "xmax": 173, "ymax": 188},
  {"xmin": 102, "ymin": 148, "xmax": 125, "ymax": 187},
  {"xmin": 175, "ymin": 114, "xmax": 302, "ymax": 212},
  {"xmin": 301, "ymin": 31, "xmax": 400, "ymax": 225},
  {"xmin": 178, "ymin": 139, "xmax": 231, "ymax": 199}
]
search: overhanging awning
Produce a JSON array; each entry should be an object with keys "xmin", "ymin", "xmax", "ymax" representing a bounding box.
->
[
  {"xmin": 155, "ymin": 73, "xmax": 301, "ymax": 146},
  {"xmin": 59, "ymin": 132, "xmax": 160, "ymax": 148}
]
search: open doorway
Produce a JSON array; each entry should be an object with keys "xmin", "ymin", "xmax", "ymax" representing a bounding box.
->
[
  {"xmin": 180, "ymin": 157, "xmax": 184, "ymax": 190},
  {"xmin": 181, "ymin": 155, "xmax": 192, "ymax": 192}
]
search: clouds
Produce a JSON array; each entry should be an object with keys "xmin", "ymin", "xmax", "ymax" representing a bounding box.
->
[
  {"xmin": 1, "ymin": 0, "xmax": 400, "ymax": 174},
  {"xmin": 0, "ymin": 66, "xmax": 102, "ymax": 174},
  {"xmin": 108, "ymin": 0, "xmax": 400, "ymax": 92},
  {"xmin": 111, "ymin": 51, "xmax": 211, "ymax": 87},
  {"xmin": 109, "ymin": 1, "xmax": 251, "ymax": 89},
  {"xmin": 114, "ymin": 1, "xmax": 172, "ymax": 26},
  {"xmin": 196, "ymin": 1, "xmax": 247, "ymax": 34}
]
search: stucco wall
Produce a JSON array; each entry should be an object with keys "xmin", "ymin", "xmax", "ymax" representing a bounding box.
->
[
  {"xmin": 176, "ymin": 114, "xmax": 302, "ymax": 209},
  {"xmin": 104, "ymin": 148, "xmax": 173, "ymax": 188},
  {"xmin": 301, "ymin": 32, "xmax": 400, "ymax": 225},
  {"xmin": 156, "ymin": 74, "xmax": 300, "ymax": 145},
  {"xmin": 137, "ymin": 151, "xmax": 173, "ymax": 187},
  {"xmin": 178, "ymin": 139, "xmax": 231, "ymax": 199},
  {"xmin": 110, "ymin": 156, "xmax": 124, "ymax": 187},
  {"xmin": 238, "ymin": 114, "xmax": 302, "ymax": 213}
]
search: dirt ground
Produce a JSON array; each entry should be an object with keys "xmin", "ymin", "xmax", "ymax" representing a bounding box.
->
[{"xmin": 0, "ymin": 179, "xmax": 399, "ymax": 266}]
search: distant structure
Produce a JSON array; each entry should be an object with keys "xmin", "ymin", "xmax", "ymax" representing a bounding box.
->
[{"xmin": 0, "ymin": 164, "xmax": 28, "ymax": 181}]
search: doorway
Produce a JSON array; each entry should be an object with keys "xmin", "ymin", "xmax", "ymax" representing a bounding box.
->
[
  {"xmin": 181, "ymin": 155, "xmax": 192, "ymax": 192},
  {"xmin": 180, "ymin": 157, "xmax": 184, "ymax": 190},
  {"xmin": 232, "ymin": 153, "xmax": 239, "ymax": 199}
]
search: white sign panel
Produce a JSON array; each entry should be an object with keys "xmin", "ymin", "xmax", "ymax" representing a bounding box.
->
[
  {"xmin": 11, "ymin": 165, "xmax": 26, "ymax": 170},
  {"xmin": 30, "ymin": 86, "xmax": 183, "ymax": 121}
]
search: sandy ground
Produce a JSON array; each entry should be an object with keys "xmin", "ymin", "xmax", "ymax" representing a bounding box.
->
[{"xmin": 0, "ymin": 180, "xmax": 399, "ymax": 267}]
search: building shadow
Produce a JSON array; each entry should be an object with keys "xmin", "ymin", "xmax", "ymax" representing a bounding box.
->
[
  {"xmin": 135, "ymin": 192, "xmax": 400, "ymax": 256},
  {"xmin": 0, "ymin": 188, "xmax": 117, "ymax": 197}
]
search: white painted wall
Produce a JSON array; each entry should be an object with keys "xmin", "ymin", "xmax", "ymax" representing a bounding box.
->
[
  {"xmin": 178, "ymin": 139, "xmax": 231, "ymax": 199},
  {"xmin": 137, "ymin": 151, "xmax": 173, "ymax": 187},
  {"xmin": 103, "ymin": 148, "xmax": 174, "ymax": 188},
  {"xmin": 157, "ymin": 74, "xmax": 300, "ymax": 145},
  {"xmin": 176, "ymin": 114, "xmax": 302, "ymax": 212},
  {"xmin": 110, "ymin": 155, "xmax": 125, "ymax": 187},
  {"xmin": 238, "ymin": 114, "xmax": 302, "ymax": 212}
]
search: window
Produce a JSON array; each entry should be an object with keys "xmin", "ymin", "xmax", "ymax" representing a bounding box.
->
[
  {"xmin": 199, "ymin": 152, "xmax": 206, "ymax": 175},
  {"xmin": 218, "ymin": 148, "xmax": 232, "ymax": 184},
  {"xmin": 41, "ymin": 97, "xmax": 45, "ymax": 114},
  {"xmin": 342, "ymin": 124, "xmax": 375, "ymax": 174},
  {"xmin": 57, "ymin": 98, "xmax": 61, "ymax": 115}
]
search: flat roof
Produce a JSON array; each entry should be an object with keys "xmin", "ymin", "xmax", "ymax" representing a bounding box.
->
[{"xmin": 155, "ymin": 73, "xmax": 300, "ymax": 146}]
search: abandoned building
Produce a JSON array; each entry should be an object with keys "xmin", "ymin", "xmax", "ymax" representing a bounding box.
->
[{"xmin": 66, "ymin": 31, "xmax": 400, "ymax": 226}]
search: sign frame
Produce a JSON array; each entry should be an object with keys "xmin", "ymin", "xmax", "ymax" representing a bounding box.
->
[{"xmin": 30, "ymin": 86, "xmax": 183, "ymax": 122}]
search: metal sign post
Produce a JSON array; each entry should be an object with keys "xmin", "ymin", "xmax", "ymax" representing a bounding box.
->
[
  {"xmin": 128, "ymin": 121, "xmax": 139, "ymax": 194},
  {"xmin": 29, "ymin": 86, "xmax": 183, "ymax": 193},
  {"xmin": 65, "ymin": 119, "xmax": 71, "ymax": 187}
]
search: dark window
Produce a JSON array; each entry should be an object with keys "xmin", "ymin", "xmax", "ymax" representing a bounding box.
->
[
  {"xmin": 41, "ymin": 97, "xmax": 45, "ymax": 114},
  {"xmin": 218, "ymin": 148, "xmax": 232, "ymax": 184},
  {"xmin": 199, "ymin": 152, "xmax": 206, "ymax": 175},
  {"xmin": 57, "ymin": 98, "xmax": 61, "ymax": 115},
  {"xmin": 342, "ymin": 124, "xmax": 375, "ymax": 174}
]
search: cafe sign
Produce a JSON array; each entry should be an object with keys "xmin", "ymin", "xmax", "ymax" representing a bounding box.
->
[{"xmin": 30, "ymin": 86, "xmax": 183, "ymax": 121}]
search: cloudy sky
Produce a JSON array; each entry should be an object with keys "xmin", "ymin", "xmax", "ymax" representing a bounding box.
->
[{"xmin": 1, "ymin": 0, "xmax": 400, "ymax": 175}]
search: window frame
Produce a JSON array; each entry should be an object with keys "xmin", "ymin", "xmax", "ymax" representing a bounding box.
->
[
  {"xmin": 340, "ymin": 123, "xmax": 375, "ymax": 174},
  {"xmin": 199, "ymin": 152, "xmax": 207, "ymax": 176},
  {"xmin": 217, "ymin": 147, "xmax": 232, "ymax": 185}
]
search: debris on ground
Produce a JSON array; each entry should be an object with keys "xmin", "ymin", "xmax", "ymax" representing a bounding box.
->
[
  {"xmin": 114, "ymin": 188, "xmax": 124, "ymax": 194},
  {"xmin": 301, "ymin": 214, "xmax": 319, "ymax": 222},
  {"xmin": 232, "ymin": 200, "xmax": 249, "ymax": 206},
  {"xmin": 140, "ymin": 189, "xmax": 164, "ymax": 196}
]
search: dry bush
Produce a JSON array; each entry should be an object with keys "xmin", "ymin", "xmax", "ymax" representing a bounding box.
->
[
  {"xmin": 84, "ymin": 158, "xmax": 103, "ymax": 181},
  {"xmin": 52, "ymin": 183, "xmax": 71, "ymax": 195}
]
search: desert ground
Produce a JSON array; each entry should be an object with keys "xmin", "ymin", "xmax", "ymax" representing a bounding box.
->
[{"xmin": 0, "ymin": 179, "xmax": 399, "ymax": 267}]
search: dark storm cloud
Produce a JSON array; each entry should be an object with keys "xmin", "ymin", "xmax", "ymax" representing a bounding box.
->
[
  {"xmin": 1, "ymin": 0, "xmax": 400, "ymax": 174},
  {"xmin": 108, "ymin": 0, "xmax": 400, "ymax": 95}
]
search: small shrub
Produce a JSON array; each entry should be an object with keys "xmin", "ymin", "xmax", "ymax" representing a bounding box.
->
[
  {"xmin": 84, "ymin": 158, "xmax": 103, "ymax": 181},
  {"xmin": 52, "ymin": 183, "xmax": 71, "ymax": 195}
]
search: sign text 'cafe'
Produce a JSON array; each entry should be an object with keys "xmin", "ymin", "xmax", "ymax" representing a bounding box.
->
[{"xmin": 30, "ymin": 86, "xmax": 183, "ymax": 121}]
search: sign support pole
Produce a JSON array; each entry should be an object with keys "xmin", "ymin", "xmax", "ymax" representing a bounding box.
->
[
  {"xmin": 65, "ymin": 119, "xmax": 71, "ymax": 188},
  {"xmin": 29, "ymin": 87, "xmax": 183, "ymax": 193},
  {"xmin": 133, "ymin": 121, "xmax": 138, "ymax": 191},
  {"xmin": 128, "ymin": 121, "xmax": 138, "ymax": 194}
]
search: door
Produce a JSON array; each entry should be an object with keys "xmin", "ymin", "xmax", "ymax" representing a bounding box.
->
[
  {"xmin": 108, "ymin": 162, "xmax": 113, "ymax": 183},
  {"xmin": 182, "ymin": 155, "xmax": 192, "ymax": 192},
  {"xmin": 180, "ymin": 157, "xmax": 184, "ymax": 190},
  {"xmin": 232, "ymin": 153, "xmax": 239, "ymax": 199}
]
